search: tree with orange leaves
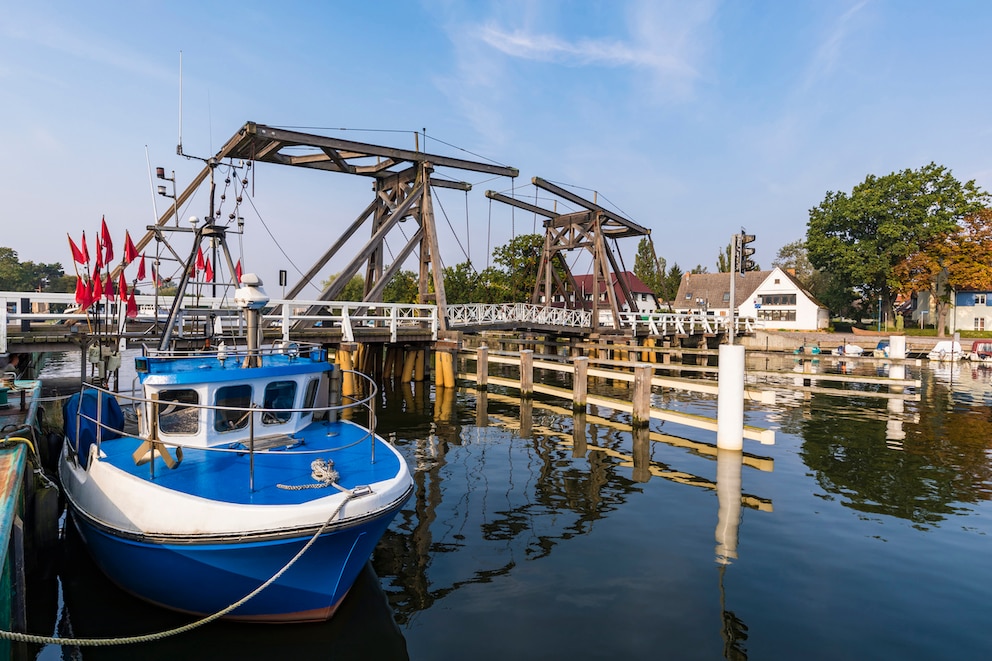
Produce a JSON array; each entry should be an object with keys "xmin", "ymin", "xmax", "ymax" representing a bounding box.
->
[{"xmin": 895, "ymin": 209, "xmax": 992, "ymax": 336}]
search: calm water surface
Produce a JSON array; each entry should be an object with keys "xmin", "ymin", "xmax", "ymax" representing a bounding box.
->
[{"xmin": 31, "ymin": 351, "xmax": 992, "ymax": 660}]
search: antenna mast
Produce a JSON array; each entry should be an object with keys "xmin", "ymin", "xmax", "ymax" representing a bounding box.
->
[{"xmin": 177, "ymin": 50, "xmax": 183, "ymax": 155}]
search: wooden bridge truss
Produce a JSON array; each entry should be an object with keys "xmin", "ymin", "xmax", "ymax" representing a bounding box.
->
[
  {"xmin": 486, "ymin": 177, "xmax": 655, "ymax": 332},
  {"xmin": 131, "ymin": 122, "xmax": 518, "ymax": 330}
]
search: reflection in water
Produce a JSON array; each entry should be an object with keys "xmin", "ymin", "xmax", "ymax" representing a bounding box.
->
[
  {"xmin": 33, "ymin": 350, "xmax": 992, "ymax": 659},
  {"xmin": 37, "ymin": 525, "xmax": 409, "ymax": 660}
]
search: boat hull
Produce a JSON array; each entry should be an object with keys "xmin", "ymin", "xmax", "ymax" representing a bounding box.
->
[{"xmin": 65, "ymin": 485, "xmax": 411, "ymax": 622}]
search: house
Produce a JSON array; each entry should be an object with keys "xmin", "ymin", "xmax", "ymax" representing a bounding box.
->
[
  {"xmin": 673, "ymin": 267, "xmax": 829, "ymax": 330},
  {"xmin": 570, "ymin": 272, "xmax": 661, "ymax": 314},
  {"xmin": 949, "ymin": 289, "xmax": 992, "ymax": 333}
]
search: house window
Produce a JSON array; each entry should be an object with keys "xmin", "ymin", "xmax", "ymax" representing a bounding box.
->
[
  {"xmin": 722, "ymin": 292, "xmax": 730, "ymax": 302},
  {"xmin": 774, "ymin": 278, "xmax": 781, "ymax": 284},
  {"xmin": 758, "ymin": 310, "xmax": 797, "ymax": 322},
  {"xmin": 975, "ymin": 294, "xmax": 987, "ymax": 305},
  {"xmin": 758, "ymin": 294, "xmax": 796, "ymax": 306},
  {"xmin": 685, "ymin": 292, "xmax": 692, "ymax": 300},
  {"xmin": 975, "ymin": 318, "xmax": 986, "ymax": 331}
]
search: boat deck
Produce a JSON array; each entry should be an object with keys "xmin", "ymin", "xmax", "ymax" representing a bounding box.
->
[{"xmin": 97, "ymin": 419, "xmax": 402, "ymax": 506}]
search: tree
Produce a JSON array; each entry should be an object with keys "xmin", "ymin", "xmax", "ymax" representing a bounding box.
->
[
  {"xmin": 442, "ymin": 262, "xmax": 479, "ymax": 304},
  {"xmin": 321, "ymin": 273, "xmax": 365, "ymax": 301},
  {"xmin": 0, "ymin": 247, "xmax": 73, "ymax": 292},
  {"xmin": 633, "ymin": 238, "xmax": 664, "ymax": 294},
  {"xmin": 382, "ymin": 269, "xmax": 418, "ymax": 304},
  {"xmin": 659, "ymin": 263, "xmax": 683, "ymax": 304},
  {"xmin": 894, "ymin": 209, "xmax": 992, "ymax": 336},
  {"xmin": 807, "ymin": 163, "xmax": 988, "ymax": 326},
  {"xmin": 772, "ymin": 239, "xmax": 815, "ymax": 285},
  {"xmin": 492, "ymin": 233, "xmax": 543, "ymax": 301}
]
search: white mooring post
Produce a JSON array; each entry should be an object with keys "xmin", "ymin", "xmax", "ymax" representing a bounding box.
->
[{"xmin": 716, "ymin": 344, "xmax": 745, "ymax": 451}]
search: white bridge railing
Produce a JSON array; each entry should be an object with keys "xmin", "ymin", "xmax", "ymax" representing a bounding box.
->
[
  {"xmin": 446, "ymin": 303, "xmax": 592, "ymax": 328},
  {"xmin": 0, "ymin": 291, "xmax": 438, "ymax": 352},
  {"xmin": 446, "ymin": 303, "xmax": 759, "ymax": 335}
]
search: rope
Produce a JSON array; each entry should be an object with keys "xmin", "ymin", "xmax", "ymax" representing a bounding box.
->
[
  {"xmin": 0, "ymin": 488, "xmax": 359, "ymax": 647},
  {"xmin": 277, "ymin": 458, "xmax": 340, "ymax": 490}
]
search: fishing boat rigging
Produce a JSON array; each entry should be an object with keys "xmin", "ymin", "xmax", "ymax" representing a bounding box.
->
[{"xmin": 58, "ymin": 146, "xmax": 414, "ymax": 622}]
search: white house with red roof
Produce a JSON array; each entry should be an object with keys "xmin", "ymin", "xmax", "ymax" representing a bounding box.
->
[{"xmin": 674, "ymin": 267, "xmax": 828, "ymax": 330}]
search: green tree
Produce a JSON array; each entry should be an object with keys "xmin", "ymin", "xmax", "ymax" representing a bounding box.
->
[
  {"xmin": 321, "ymin": 273, "xmax": 365, "ymax": 301},
  {"xmin": 492, "ymin": 233, "xmax": 543, "ymax": 301},
  {"xmin": 633, "ymin": 238, "xmax": 664, "ymax": 294},
  {"xmin": 807, "ymin": 163, "xmax": 987, "ymax": 325},
  {"xmin": 0, "ymin": 247, "xmax": 72, "ymax": 292},
  {"xmin": 442, "ymin": 262, "xmax": 479, "ymax": 304},
  {"xmin": 772, "ymin": 239, "xmax": 815, "ymax": 285},
  {"xmin": 382, "ymin": 269, "xmax": 418, "ymax": 304},
  {"xmin": 659, "ymin": 263, "xmax": 683, "ymax": 304}
]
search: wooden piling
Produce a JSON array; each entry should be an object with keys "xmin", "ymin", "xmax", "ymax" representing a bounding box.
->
[
  {"xmin": 519, "ymin": 349, "xmax": 534, "ymax": 398},
  {"xmin": 573, "ymin": 356, "xmax": 588, "ymax": 412},
  {"xmin": 401, "ymin": 349, "xmax": 416, "ymax": 382},
  {"xmin": 476, "ymin": 345, "xmax": 489, "ymax": 390},
  {"xmin": 632, "ymin": 363, "xmax": 652, "ymax": 427},
  {"xmin": 414, "ymin": 348, "xmax": 426, "ymax": 382}
]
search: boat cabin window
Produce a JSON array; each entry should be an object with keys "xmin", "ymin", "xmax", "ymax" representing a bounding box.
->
[
  {"xmin": 156, "ymin": 389, "xmax": 200, "ymax": 435},
  {"xmin": 215, "ymin": 384, "xmax": 253, "ymax": 432},
  {"xmin": 300, "ymin": 378, "xmax": 319, "ymax": 421},
  {"xmin": 262, "ymin": 381, "xmax": 297, "ymax": 425}
]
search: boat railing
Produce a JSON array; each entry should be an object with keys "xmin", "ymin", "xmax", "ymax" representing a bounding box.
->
[
  {"xmin": 69, "ymin": 369, "xmax": 380, "ymax": 491},
  {"xmin": 141, "ymin": 340, "xmax": 324, "ymax": 362}
]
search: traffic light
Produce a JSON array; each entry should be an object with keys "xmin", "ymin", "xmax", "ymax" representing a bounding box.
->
[{"xmin": 739, "ymin": 232, "xmax": 756, "ymax": 274}]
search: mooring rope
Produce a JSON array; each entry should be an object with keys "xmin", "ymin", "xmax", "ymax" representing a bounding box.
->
[
  {"xmin": 0, "ymin": 488, "xmax": 358, "ymax": 647},
  {"xmin": 277, "ymin": 458, "xmax": 340, "ymax": 491}
]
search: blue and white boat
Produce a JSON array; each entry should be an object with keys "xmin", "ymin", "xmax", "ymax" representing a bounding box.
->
[{"xmin": 59, "ymin": 228, "xmax": 413, "ymax": 622}]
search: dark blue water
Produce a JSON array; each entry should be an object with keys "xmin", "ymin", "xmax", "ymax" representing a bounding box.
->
[{"xmin": 32, "ymin": 353, "xmax": 992, "ymax": 660}]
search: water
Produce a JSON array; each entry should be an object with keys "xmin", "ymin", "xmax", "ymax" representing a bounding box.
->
[{"xmin": 29, "ymin": 352, "xmax": 992, "ymax": 660}]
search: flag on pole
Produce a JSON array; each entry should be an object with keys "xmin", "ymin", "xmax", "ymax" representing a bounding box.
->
[
  {"xmin": 101, "ymin": 216, "xmax": 114, "ymax": 263},
  {"xmin": 74, "ymin": 277, "xmax": 86, "ymax": 306},
  {"xmin": 118, "ymin": 271, "xmax": 128, "ymax": 300},
  {"xmin": 123, "ymin": 231, "xmax": 139, "ymax": 265},
  {"xmin": 137, "ymin": 253, "xmax": 146, "ymax": 281},
  {"xmin": 126, "ymin": 290, "xmax": 138, "ymax": 319},
  {"xmin": 235, "ymin": 259, "xmax": 242, "ymax": 284},
  {"xmin": 92, "ymin": 270, "xmax": 103, "ymax": 299},
  {"xmin": 204, "ymin": 259, "xmax": 214, "ymax": 283},
  {"xmin": 105, "ymin": 271, "xmax": 114, "ymax": 299},
  {"xmin": 196, "ymin": 246, "xmax": 205, "ymax": 272},
  {"xmin": 94, "ymin": 235, "xmax": 104, "ymax": 270},
  {"xmin": 68, "ymin": 234, "xmax": 85, "ymax": 264},
  {"xmin": 81, "ymin": 231, "xmax": 90, "ymax": 264}
]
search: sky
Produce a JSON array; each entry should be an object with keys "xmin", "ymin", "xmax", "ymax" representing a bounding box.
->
[{"xmin": 2, "ymin": 0, "xmax": 991, "ymax": 296}]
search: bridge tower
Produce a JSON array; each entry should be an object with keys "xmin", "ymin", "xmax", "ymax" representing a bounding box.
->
[
  {"xmin": 130, "ymin": 122, "xmax": 518, "ymax": 331},
  {"xmin": 487, "ymin": 177, "xmax": 652, "ymax": 331}
]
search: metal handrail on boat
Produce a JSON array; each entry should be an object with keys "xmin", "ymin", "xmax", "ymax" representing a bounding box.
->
[{"xmin": 68, "ymin": 369, "xmax": 381, "ymax": 491}]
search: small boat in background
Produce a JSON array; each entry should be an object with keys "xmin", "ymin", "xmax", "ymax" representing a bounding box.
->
[
  {"xmin": 964, "ymin": 340, "xmax": 992, "ymax": 362},
  {"xmin": 59, "ymin": 211, "xmax": 413, "ymax": 622},
  {"xmin": 927, "ymin": 340, "xmax": 963, "ymax": 362}
]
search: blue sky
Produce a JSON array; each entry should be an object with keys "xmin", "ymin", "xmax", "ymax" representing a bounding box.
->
[{"xmin": 2, "ymin": 1, "xmax": 991, "ymax": 293}]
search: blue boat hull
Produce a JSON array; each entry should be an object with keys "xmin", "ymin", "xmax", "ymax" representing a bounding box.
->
[{"xmin": 67, "ymin": 490, "xmax": 410, "ymax": 622}]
